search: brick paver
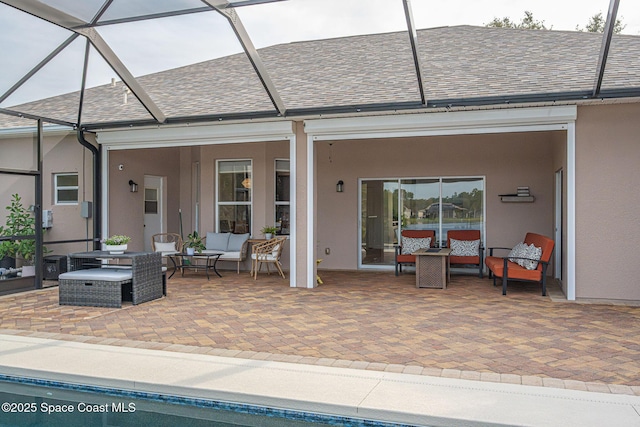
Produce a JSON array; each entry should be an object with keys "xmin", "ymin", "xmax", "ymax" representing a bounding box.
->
[{"xmin": 1, "ymin": 270, "xmax": 639, "ymax": 393}]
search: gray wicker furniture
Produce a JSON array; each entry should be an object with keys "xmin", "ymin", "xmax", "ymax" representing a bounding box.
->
[
  {"xmin": 59, "ymin": 268, "xmax": 132, "ymax": 308},
  {"xmin": 64, "ymin": 251, "xmax": 163, "ymax": 306}
]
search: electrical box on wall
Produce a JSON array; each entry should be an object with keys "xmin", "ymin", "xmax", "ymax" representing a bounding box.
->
[
  {"xmin": 42, "ymin": 210, "xmax": 53, "ymax": 228},
  {"xmin": 81, "ymin": 201, "xmax": 92, "ymax": 218}
]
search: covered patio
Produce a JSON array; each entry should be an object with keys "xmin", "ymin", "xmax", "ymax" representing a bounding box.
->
[{"xmin": 2, "ymin": 271, "xmax": 639, "ymax": 393}]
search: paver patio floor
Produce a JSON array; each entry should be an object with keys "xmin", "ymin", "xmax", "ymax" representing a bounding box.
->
[{"xmin": 1, "ymin": 270, "xmax": 639, "ymax": 393}]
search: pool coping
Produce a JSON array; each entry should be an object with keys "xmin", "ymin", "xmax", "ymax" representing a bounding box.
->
[{"xmin": 1, "ymin": 333, "xmax": 640, "ymax": 426}]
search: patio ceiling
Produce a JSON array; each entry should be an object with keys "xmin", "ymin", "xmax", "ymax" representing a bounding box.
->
[{"xmin": 0, "ymin": 0, "xmax": 636, "ymax": 131}]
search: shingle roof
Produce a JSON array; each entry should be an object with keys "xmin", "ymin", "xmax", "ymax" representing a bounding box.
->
[{"xmin": 1, "ymin": 25, "xmax": 640, "ymax": 129}]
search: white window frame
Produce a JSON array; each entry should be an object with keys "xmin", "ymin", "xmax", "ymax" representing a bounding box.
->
[
  {"xmin": 216, "ymin": 159, "xmax": 253, "ymax": 234},
  {"xmin": 275, "ymin": 159, "xmax": 290, "ymax": 235},
  {"xmin": 54, "ymin": 172, "xmax": 79, "ymax": 205}
]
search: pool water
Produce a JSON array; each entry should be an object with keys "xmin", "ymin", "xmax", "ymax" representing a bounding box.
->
[{"xmin": 0, "ymin": 376, "xmax": 416, "ymax": 427}]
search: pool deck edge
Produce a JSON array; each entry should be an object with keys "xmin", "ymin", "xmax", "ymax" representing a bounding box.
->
[{"xmin": 1, "ymin": 334, "xmax": 639, "ymax": 427}]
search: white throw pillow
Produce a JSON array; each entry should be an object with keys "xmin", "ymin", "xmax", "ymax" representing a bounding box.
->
[
  {"xmin": 401, "ymin": 237, "xmax": 431, "ymax": 255},
  {"xmin": 508, "ymin": 242, "xmax": 527, "ymax": 266},
  {"xmin": 154, "ymin": 242, "xmax": 176, "ymax": 253},
  {"xmin": 450, "ymin": 238, "xmax": 480, "ymax": 256},
  {"xmin": 523, "ymin": 243, "xmax": 543, "ymax": 270}
]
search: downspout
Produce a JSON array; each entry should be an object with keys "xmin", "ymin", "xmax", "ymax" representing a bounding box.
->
[{"xmin": 77, "ymin": 129, "xmax": 101, "ymax": 250}]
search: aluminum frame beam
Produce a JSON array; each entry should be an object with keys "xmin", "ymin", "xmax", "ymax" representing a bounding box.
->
[
  {"xmin": 202, "ymin": 0, "xmax": 287, "ymax": 116},
  {"xmin": 593, "ymin": 0, "xmax": 620, "ymax": 97},
  {"xmin": 402, "ymin": 0, "xmax": 426, "ymax": 106},
  {"xmin": 1, "ymin": 0, "xmax": 166, "ymax": 124}
]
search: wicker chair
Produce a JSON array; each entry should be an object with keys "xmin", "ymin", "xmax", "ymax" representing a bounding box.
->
[
  {"xmin": 250, "ymin": 236, "xmax": 287, "ymax": 280},
  {"xmin": 151, "ymin": 233, "xmax": 182, "ymax": 278}
]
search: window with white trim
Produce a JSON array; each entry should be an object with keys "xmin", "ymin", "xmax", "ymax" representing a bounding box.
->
[
  {"xmin": 275, "ymin": 159, "xmax": 290, "ymax": 235},
  {"xmin": 217, "ymin": 160, "xmax": 252, "ymax": 234},
  {"xmin": 54, "ymin": 173, "xmax": 78, "ymax": 205}
]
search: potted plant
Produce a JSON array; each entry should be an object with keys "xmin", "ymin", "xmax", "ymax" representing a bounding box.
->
[
  {"xmin": 183, "ymin": 231, "xmax": 205, "ymax": 255},
  {"xmin": 103, "ymin": 234, "xmax": 131, "ymax": 254},
  {"xmin": 0, "ymin": 194, "xmax": 48, "ymax": 276},
  {"xmin": 261, "ymin": 225, "xmax": 278, "ymax": 240}
]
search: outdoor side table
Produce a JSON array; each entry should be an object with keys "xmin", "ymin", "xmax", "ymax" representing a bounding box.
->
[{"xmin": 413, "ymin": 248, "xmax": 451, "ymax": 289}]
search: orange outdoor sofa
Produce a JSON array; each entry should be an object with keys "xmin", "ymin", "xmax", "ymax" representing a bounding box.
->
[
  {"xmin": 395, "ymin": 229, "xmax": 436, "ymax": 276},
  {"xmin": 485, "ymin": 232, "xmax": 555, "ymax": 296}
]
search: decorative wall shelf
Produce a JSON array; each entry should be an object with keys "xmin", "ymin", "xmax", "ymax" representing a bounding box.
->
[{"xmin": 500, "ymin": 196, "xmax": 535, "ymax": 203}]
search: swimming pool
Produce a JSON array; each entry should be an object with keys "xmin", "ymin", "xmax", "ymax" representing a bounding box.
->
[{"xmin": 0, "ymin": 375, "xmax": 419, "ymax": 427}]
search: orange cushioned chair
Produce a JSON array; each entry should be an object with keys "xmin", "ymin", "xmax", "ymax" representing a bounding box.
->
[
  {"xmin": 485, "ymin": 232, "xmax": 555, "ymax": 296},
  {"xmin": 447, "ymin": 230, "xmax": 484, "ymax": 278},
  {"xmin": 395, "ymin": 229, "xmax": 436, "ymax": 276}
]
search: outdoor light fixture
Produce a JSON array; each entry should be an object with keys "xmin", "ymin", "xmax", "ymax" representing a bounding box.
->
[
  {"xmin": 129, "ymin": 180, "xmax": 138, "ymax": 193},
  {"xmin": 336, "ymin": 180, "xmax": 344, "ymax": 193}
]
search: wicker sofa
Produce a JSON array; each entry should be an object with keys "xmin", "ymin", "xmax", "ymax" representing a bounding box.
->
[{"xmin": 201, "ymin": 232, "xmax": 250, "ymax": 273}]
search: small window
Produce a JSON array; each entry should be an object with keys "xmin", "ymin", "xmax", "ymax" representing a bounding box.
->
[
  {"xmin": 54, "ymin": 173, "xmax": 78, "ymax": 205},
  {"xmin": 275, "ymin": 160, "xmax": 290, "ymax": 235},
  {"xmin": 145, "ymin": 188, "xmax": 158, "ymax": 214}
]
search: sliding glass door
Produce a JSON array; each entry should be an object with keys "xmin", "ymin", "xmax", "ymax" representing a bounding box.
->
[
  {"xmin": 360, "ymin": 180, "xmax": 399, "ymax": 266},
  {"xmin": 359, "ymin": 176, "xmax": 484, "ymax": 268}
]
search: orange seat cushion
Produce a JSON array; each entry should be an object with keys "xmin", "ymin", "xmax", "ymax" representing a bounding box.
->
[
  {"xmin": 485, "ymin": 256, "xmax": 542, "ymax": 281},
  {"xmin": 450, "ymin": 255, "xmax": 480, "ymax": 266},
  {"xmin": 396, "ymin": 254, "xmax": 417, "ymax": 263}
]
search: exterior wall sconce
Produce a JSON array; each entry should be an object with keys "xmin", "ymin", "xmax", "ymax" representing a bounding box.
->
[
  {"xmin": 129, "ymin": 180, "xmax": 138, "ymax": 193},
  {"xmin": 336, "ymin": 180, "xmax": 344, "ymax": 193}
]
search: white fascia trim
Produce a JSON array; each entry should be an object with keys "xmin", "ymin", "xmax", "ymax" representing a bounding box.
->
[
  {"xmin": 304, "ymin": 106, "xmax": 577, "ymax": 140},
  {"xmin": 0, "ymin": 124, "xmax": 74, "ymax": 140},
  {"xmin": 97, "ymin": 121, "xmax": 295, "ymax": 149}
]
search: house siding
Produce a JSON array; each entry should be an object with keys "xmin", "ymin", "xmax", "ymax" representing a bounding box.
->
[{"xmin": 575, "ymin": 103, "xmax": 640, "ymax": 301}]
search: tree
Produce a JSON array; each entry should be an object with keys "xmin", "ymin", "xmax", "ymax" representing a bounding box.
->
[
  {"xmin": 576, "ymin": 12, "xmax": 626, "ymax": 34},
  {"xmin": 485, "ymin": 11, "xmax": 550, "ymax": 30}
]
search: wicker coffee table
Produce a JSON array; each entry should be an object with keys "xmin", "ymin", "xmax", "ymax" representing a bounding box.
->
[{"xmin": 413, "ymin": 248, "xmax": 451, "ymax": 289}]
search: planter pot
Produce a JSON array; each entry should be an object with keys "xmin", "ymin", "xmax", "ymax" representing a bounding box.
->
[
  {"xmin": 186, "ymin": 247, "xmax": 196, "ymax": 256},
  {"xmin": 0, "ymin": 275, "xmax": 35, "ymax": 296},
  {"xmin": 0, "ymin": 256, "xmax": 15, "ymax": 270},
  {"xmin": 21, "ymin": 265, "xmax": 35, "ymax": 277},
  {"xmin": 264, "ymin": 233, "xmax": 273, "ymax": 240},
  {"xmin": 105, "ymin": 244, "xmax": 127, "ymax": 254}
]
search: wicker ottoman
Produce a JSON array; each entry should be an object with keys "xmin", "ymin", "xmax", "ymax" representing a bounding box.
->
[{"xmin": 59, "ymin": 268, "xmax": 132, "ymax": 308}]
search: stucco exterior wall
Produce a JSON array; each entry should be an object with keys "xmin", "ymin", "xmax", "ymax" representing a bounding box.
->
[
  {"xmin": 0, "ymin": 130, "xmax": 95, "ymax": 256},
  {"xmin": 108, "ymin": 147, "xmax": 182, "ymax": 252},
  {"xmin": 575, "ymin": 103, "xmax": 640, "ymax": 301},
  {"xmin": 315, "ymin": 131, "xmax": 560, "ymax": 271}
]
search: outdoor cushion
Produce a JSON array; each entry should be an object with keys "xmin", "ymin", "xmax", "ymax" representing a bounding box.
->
[
  {"xmin": 508, "ymin": 242, "xmax": 527, "ymax": 266},
  {"xmin": 450, "ymin": 238, "xmax": 480, "ymax": 256},
  {"xmin": 401, "ymin": 237, "xmax": 431, "ymax": 255},
  {"xmin": 154, "ymin": 241, "xmax": 177, "ymax": 254},
  {"xmin": 227, "ymin": 233, "xmax": 249, "ymax": 252},
  {"xmin": 522, "ymin": 243, "xmax": 543, "ymax": 270},
  {"xmin": 206, "ymin": 232, "xmax": 230, "ymax": 251},
  {"xmin": 485, "ymin": 257, "xmax": 542, "ymax": 282},
  {"xmin": 59, "ymin": 268, "xmax": 132, "ymax": 281},
  {"xmin": 219, "ymin": 251, "xmax": 241, "ymax": 260}
]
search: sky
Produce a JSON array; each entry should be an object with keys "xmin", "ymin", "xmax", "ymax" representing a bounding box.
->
[{"xmin": 1, "ymin": 0, "xmax": 638, "ymax": 107}]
